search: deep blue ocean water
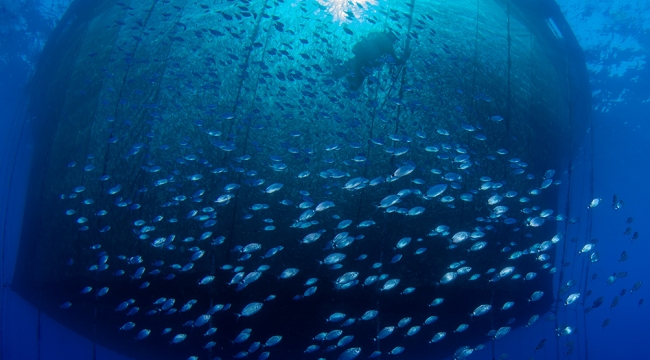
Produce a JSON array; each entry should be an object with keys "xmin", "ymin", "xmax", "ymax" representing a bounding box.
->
[{"xmin": 1, "ymin": 1, "xmax": 649, "ymax": 359}]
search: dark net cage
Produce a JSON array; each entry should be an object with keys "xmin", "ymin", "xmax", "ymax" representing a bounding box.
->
[{"xmin": 13, "ymin": 0, "xmax": 590, "ymax": 359}]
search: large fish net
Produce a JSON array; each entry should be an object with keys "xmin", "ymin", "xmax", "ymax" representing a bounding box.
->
[{"xmin": 12, "ymin": 0, "xmax": 589, "ymax": 358}]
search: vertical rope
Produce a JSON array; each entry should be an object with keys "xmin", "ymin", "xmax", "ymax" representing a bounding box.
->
[
  {"xmin": 355, "ymin": 10, "xmax": 393, "ymax": 223},
  {"xmin": 528, "ymin": 34, "xmax": 533, "ymax": 155},
  {"xmin": 372, "ymin": 10, "xmax": 394, "ymax": 353},
  {"xmin": 471, "ymin": 0, "xmax": 480, "ymax": 124},
  {"xmin": 564, "ymin": 149, "xmax": 588, "ymax": 360},
  {"xmin": 94, "ymin": 1, "xmax": 168, "ymax": 256},
  {"xmin": 355, "ymin": 73, "xmax": 383, "ymax": 222},
  {"xmin": 581, "ymin": 249, "xmax": 592, "ymax": 359},
  {"xmin": 572, "ymin": 151, "xmax": 589, "ymax": 360},
  {"xmin": 37, "ymin": 309, "xmax": 42, "ymax": 360},
  {"xmin": 501, "ymin": 0, "xmax": 511, "ymax": 182},
  {"xmin": 505, "ymin": 0, "xmax": 511, "ymax": 137},
  {"xmin": 237, "ymin": 0, "xmax": 271, "ymax": 158},
  {"xmin": 387, "ymin": 0, "xmax": 415, "ymax": 177},
  {"xmin": 222, "ymin": 0, "xmax": 272, "ymax": 258},
  {"xmin": 100, "ymin": 0, "xmax": 166, "ymax": 178},
  {"xmin": 225, "ymin": 0, "xmax": 269, "ymax": 125},
  {"xmin": 84, "ymin": 1, "xmax": 128, "ymax": 187},
  {"xmin": 582, "ymin": 58, "xmax": 596, "ymax": 360},
  {"xmin": 554, "ymin": 31, "xmax": 575, "ymax": 360},
  {"xmin": 490, "ymin": 288, "xmax": 496, "ymax": 360},
  {"xmin": 93, "ymin": 299, "xmax": 98, "ymax": 360}
]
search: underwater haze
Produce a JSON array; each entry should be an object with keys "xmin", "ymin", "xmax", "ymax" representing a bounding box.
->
[{"xmin": 0, "ymin": 0, "xmax": 648, "ymax": 360}]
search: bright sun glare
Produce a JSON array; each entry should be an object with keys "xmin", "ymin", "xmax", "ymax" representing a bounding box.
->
[{"xmin": 316, "ymin": 0, "xmax": 378, "ymax": 23}]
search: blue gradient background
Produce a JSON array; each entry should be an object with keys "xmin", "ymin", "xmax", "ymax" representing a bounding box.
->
[{"xmin": 1, "ymin": 1, "xmax": 648, "ymax": 359}]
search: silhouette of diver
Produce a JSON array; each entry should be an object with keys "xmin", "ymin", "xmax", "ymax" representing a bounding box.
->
[{"xmin": 333, "ymin": 31, "xmax": 410, "ymax": 90}]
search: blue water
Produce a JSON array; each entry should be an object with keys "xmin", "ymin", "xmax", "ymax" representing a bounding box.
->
[{"xmin": 1, "ymin": 1, "xmax": 649, "ymax": 359}]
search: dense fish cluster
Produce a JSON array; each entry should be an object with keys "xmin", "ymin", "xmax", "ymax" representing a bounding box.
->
[
  {"xmin": 60, "ymin": 121, "xmax": 564, "ymax": 360},
  {"xmin": 18, "ymin": 0, "xmax": 642, "ymax": 359}
]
